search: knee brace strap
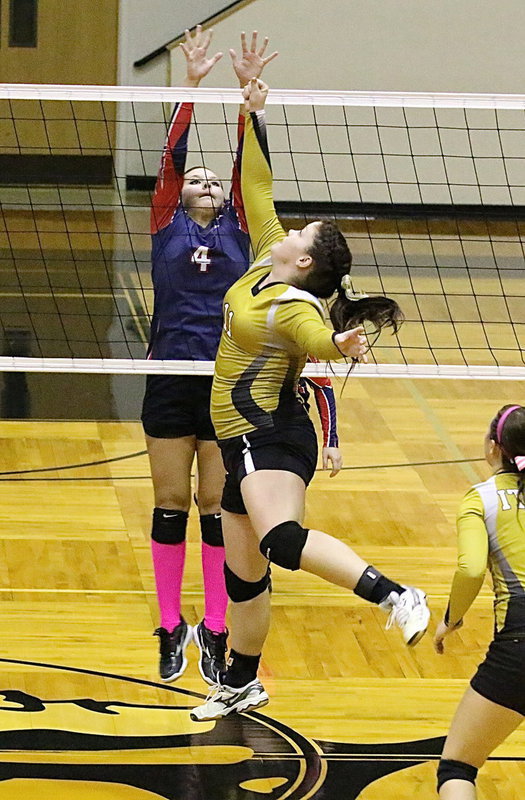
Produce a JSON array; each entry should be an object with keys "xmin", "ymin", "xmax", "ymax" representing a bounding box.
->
[
  {"xmin": 224, "ymin": 563, "xmax": 271, "ymax": 603},
  {"xmin": 200, "ymin": 513, "xmax": 224, "ymax": 547},
  {"xmin": 151, "ymin": 508, "xmax": 188, "ymax": 544},
  {"xmin": 437, "ymin": 759, "xmax": 478, "ymax": 790},
  {"xmin": 259, "ymin": 521, "xmax": 309, "ymax": 571}
]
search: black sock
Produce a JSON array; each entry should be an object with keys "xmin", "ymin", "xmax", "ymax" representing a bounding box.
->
[
  {"xmin": 221, "ymin": 649, "xmax": 260, "ymax": 688},
  {"xmin": 354, "ymin": 566, "xmax": 403, "ymax": 605}
]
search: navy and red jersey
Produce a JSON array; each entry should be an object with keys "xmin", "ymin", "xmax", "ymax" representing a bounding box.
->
[
  {"xmin": 148, "ymin": 102, "xmax": 249, "ymax": 362},
  {"xmin": 298, "ymin": 371, "xmax": 339, "ymax": 448},
  {"xmin": 147, "ymin": 103, "xmax": 339, "ymax": 447}
]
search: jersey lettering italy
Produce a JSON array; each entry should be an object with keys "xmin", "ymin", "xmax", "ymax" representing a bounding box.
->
[{"xmin": 211, "ymin": 110, "xmax": 342, "ymax": 440}]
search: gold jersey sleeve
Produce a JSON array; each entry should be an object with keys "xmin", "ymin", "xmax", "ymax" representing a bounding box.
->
[
  {"xmin": 448, "ymin": 473, "xmax": 525, "ymax": 633},
  {"xmin": 241, "ymin": 110, "xmax": 286, "ymax": 267},
  {"xmin": 211, "ymin": 110, "xmax": 342, "ymax": 439},
  {"xmin": 447, "ymin": 486, "xmax": 488, "ymax": 626},
  {"xmin": 272, "ymin": 290, "xmax": 343, "ymax": 359},
  {"xmin": 212, "ymin": 281, "xmax": 342, "ymax": 440}
]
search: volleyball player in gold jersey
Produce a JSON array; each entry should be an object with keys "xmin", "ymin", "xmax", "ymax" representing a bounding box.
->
[
  {"xmin": 434, "ymin": 404, "xmax": 525, "ymax": 799},
  {"xmin": 191, "ymin": 79, "xmax": 430, "ymax": 722}
]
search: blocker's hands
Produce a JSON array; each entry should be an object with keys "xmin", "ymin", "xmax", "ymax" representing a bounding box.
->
[
  {"xmin": 181, "ymin": 25, "xmax": 223, "ymax": 87},
  {"xmin": 230, "ymin": 30, "xmax": 278, "ymax": 87}
]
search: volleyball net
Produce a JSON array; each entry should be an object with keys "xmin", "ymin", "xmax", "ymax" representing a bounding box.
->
[{"xmin": 1, "ymin": 83, "xmax": 524, "ymax": 380}]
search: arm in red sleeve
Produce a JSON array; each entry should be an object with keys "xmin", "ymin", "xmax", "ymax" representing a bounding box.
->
[
  {"xmin": 229, "ymin": 109, "xmax": 248, "ymax": 233},
  {"xmin": 303, "ymin": 373, "xmax": 339, "ymax": 448},
  {"xmin": 150, "ymin": 102, "xmax": 193, "ymax": 234}
]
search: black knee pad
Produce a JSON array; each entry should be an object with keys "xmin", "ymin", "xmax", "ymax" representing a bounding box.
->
[
  {"xmin": 224, "ymin": 562, "xmax": 271, "ymax": 603},
  {"xmin": 259, "ymin": 521, "xmax": 309, "ymax": 571},
  {"xmin": 200, "ymin": 513, "xmax": 224, "ymax": 547},
  {"xmin": 151, "ymin": 508, "xmax": 188, "ymax": 544},
  {"xmin": 437, "ymin": 759, "xmax": 478, "ymax": 791}
]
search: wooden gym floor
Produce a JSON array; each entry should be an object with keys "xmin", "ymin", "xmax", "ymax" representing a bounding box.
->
[
  {"xmin": 0, "ymin": 207, "xmax": 524, "ymax": 796},
  {"xmin": 0, "ymin": 377, "xmax": 524, "ymax": 799}
]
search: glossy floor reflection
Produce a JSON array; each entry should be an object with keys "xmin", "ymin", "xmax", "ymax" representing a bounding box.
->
[{"xmin": 0, "ymin": 658, "xmax": 445, "ymax": 800}]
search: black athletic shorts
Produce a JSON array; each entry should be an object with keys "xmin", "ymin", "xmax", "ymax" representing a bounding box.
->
[
  {"xmin": 141, "ymin": 374, "xmax": 216, "ymax": 440},
  {"xmin": 470, "ymin": 635, "xmax": 525, "ymax": 715},
  {"xmin": 218, "ymin": 413, "xmax": 318, "ymax": 515}
]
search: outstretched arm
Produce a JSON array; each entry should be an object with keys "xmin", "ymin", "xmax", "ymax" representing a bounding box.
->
[
  {"xmin": 241, "ymin": 78, "xmax": 286, "ymax": 264},
  {"xmin": 434, "ymin": 487, "xmax": 488, "ymax": 654},
  {"xmin": 150, "ymin": 26, "xmax": 223, "ymax": 234},
  {"xmin": 229, "ymin": 32, "xmax": 278, "ymax": 231}
]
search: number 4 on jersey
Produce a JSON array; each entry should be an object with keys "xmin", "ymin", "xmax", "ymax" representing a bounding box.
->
[{"xmin": 191, "ymin": 246, "xmax": 211, "ymax": 272}]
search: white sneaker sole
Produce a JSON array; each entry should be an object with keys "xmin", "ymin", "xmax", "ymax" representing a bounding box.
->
[
  {"xmin": 160, "ymin": 624, "xmax": 193, "ymax": 683},
  {"xmin": 404, "ymin": 597, "xmax": 430, "ymax": 647},
  {"xmin": 406, "ymin": 625, "xmax": 428, "ymax": 647},
  {"xmin": 190, "ymin": 692, "xmax": 269, "ymax": 722}
]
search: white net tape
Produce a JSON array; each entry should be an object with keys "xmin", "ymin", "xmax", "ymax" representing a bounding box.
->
[
  {"xmin": 1, "ymin": 83, "xmax": 524, "ymax": 380},
  {"xmin": 3, "ymin": 83, "xmax": 525, "ymax": 109}
]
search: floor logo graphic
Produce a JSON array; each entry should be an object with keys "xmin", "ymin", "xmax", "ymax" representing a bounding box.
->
[{"xmin": 0, "ymin": 658, "xmax": 444, "ymax": 799}]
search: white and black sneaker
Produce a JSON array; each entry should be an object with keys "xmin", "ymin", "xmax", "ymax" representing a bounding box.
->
[
  {"xmin": 154, "ymin": 618, "xmax": 193, "ymax": 682},
  {"xmin": 190, "ymin": 678, "xmax": 269, "ymax": 722},
  {"xmin": 381, "ymin": 586, "xmax": 430, "ymax": 646},
  {"xmin": 193, "ymin": 621, "xmax": 228, "ymax": 685}
]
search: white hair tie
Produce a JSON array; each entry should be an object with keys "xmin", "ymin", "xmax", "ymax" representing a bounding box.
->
[{"xmin": 340, "ymin": 274, "xmax": 368, "ymax": 301}]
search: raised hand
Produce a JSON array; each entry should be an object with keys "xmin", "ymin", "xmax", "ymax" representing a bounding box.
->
[
  {"xmin": 180, "ymin": 25, "xmax": 223, "ymax": 87},
  {"xmin": 242, "ymin": 77, "xmax": 269, "ymax": 113},
  {"xmin": 230, "ymin": 30, "xmax": 278, "ymax": 87},
  {"xmin": 333, "ymin": 326, "xmax": 368, "ymax": 361}
]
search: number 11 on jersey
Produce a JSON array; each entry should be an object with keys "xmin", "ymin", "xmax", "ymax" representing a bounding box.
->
[
  {"xmin": 223, "ymin": 302, "xmax": 234, "ymax": 337},
  {"xmin": 191, "ymin": 246, "xmax": 211, "ymax": 272}
]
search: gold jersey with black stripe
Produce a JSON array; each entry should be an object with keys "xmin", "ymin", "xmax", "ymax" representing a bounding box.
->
[
  {"xmin": 211, "ymin": 110, "xmax": 341, "ymax": 441},
  {"xmin": 449, "ymin": 472, "xmax": 525, "ymax": 635}
]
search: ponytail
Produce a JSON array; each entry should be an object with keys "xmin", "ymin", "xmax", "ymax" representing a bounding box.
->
[
  {"xmin": 303, "ymin": 220, "xmax": 405, "ymax": 336},
  {"xmin": 330, "ymin": 289, "xmax": 404, "ymax": 335}
]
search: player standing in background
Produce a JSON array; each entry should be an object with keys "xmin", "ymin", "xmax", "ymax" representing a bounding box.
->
[
  {"xmin": 190, "ymin": 78, "xmax": 430, "ymax": 722},
  {"xmin": 434, "ymin": 405, "xmax": 525, "ymax": 799}
]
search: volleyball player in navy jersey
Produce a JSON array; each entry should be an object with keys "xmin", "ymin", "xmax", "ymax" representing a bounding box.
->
[
  {"xmin": 141, "ymin": 27, "xmax": 282, "ymax": 684},
  {"xmin": 143, "ymin": 29, "xmax": 341, "ymax": 685}
]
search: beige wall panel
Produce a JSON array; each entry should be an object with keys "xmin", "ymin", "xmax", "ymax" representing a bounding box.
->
[
  {"xmin": 168, "ymin": 0, "xmax": 525, "ymax": 93},
  {"xmin": 0, "ymin": 1, "xmax": 118, "ymax": 160},
  {"xmin": 0, "ymin": 0, "xmax": 118, "ymax": 84}
]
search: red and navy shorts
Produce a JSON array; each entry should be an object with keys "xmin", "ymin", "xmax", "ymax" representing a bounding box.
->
[{"xmin": 141, "ymin": 374, "xmax": 216, "ymax": 440}]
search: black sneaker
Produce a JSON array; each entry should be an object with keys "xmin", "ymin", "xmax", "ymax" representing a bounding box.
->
[
  {"xmin": 154, "ymin": 619, "xmax": 192, "ymax": 682},
  {"xmin": 193, "ymin": 621, "xmax": 228, "ymax": 685}
]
